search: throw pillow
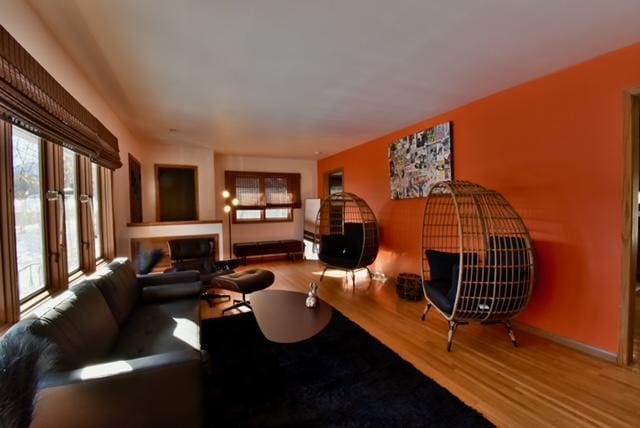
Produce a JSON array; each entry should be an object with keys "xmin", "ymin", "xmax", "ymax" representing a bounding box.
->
[{"xmin": 425, "ymin": 250, "xmax": 459, "ymax": 281}]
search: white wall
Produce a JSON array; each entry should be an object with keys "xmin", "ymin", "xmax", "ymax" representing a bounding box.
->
[
  {"xmin": 137, "ymin": 143, "xmax": 216, "ymax": 222},
  {"xmin": 215, "ymin": 154, "xmax": 317, "ymax": 259},
  {"xmin": 0, "ymin": 0, "xmax": 145, "ymax": 258}
]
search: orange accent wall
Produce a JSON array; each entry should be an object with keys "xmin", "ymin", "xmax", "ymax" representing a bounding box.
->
[{"xmin": 318, "ymin": 42, "xmax": 640, "ymax": 353}]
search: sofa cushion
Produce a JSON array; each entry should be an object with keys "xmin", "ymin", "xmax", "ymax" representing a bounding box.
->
[
  {"xmin": 93, "ymin": 258, "xmax": 140, "ymax": 325},
  {"xmin": 31, "ymin": 282, "xmax": 119, "ymax": 368},
  {"xmin": 320, "ymin": 234, "xmax": 348, "ymax": 257},
  {"xmin": 320, "ymin": 224, "xmax": 365, "ymax": 265},
  {"xmin": 426, "ymin": 250, "xmax": 481, "ymax": 282},
  {"xmin": 425, "ymin": 279, "xmax": 453, "ymax": 315},
  {"xmin": 109, "ymin": 299, "xmax": 200, "ymax": 360},
  {"xmin": 425, "ymin": 250, "xmax": 459, "ymax": 282},
  {"xmin": 343, "ymin": 223, "xmax": 365, "ymax": 259}
]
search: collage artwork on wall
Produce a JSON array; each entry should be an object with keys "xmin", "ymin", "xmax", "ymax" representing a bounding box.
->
[{"xmin": 388, "ymin": 121, "xmax": 453, "ymax": 199}]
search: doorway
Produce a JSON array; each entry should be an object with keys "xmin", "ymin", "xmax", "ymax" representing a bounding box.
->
[
  {"xmin": 622, "ymin": 89, "xmax": 640, "ymax": 365},
  {"xmin": 325, "ymin": 169, "xmax": 344, "ymax": 196},
  {"xmin": 128, "ymin": 153, "xmax": 143, "ymax": 223}
]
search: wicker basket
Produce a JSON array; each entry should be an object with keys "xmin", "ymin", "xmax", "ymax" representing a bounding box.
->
[{"xmin": 396, "ymin": 273, "xmax": 423, "ymax": 301}]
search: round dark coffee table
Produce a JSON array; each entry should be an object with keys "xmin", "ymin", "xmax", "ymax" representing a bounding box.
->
[{"xmin": 250, "ymin": 289, "xmax": 332, "ymax": 343}]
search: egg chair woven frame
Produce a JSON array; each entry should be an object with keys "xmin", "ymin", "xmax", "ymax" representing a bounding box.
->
[
  {"xmin": 421, "ymin": 181, "xmax": 535, "ymax": 351},
  {"xmin": 315, "ymin": 192, "xmax": 379, "ymax": 286}
]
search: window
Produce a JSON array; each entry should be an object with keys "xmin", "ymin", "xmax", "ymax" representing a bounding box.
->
[
  {"xmin": 236, "ymin": 210, "xmax": 263, "ymax": 221},
  {"xmin": 225, "ymin": 171, "xmax": 301, "ymax": 223},
  {"xmin": 326, "ymin": 169, "xmax": 344, "ymax": 196},
  {"xmin": 1, "ymin": 123, "xmax": 117, "ymax": 313},
  {"xmin": 12, "ymin": 127, "xmax": 46, "ymax": 300},
  {"xmin": 265, "ymin": 208, "xmax": 291, "ymax": 220},
  {"xmin": 63, "ymin": 148, "xmax": 80, "ymax": 273},
  {"xmin": 0, "ymin": 26, "xmax": 120, "ymax": 322},
  {"xmin": 92, "ymin": 163, "xmax": 102, "ymax": 259}
]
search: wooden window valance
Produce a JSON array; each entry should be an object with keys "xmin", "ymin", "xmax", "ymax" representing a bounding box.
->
[{"xmin": 0, "ymin": 25, "xmax": 121, "ymax": 169}]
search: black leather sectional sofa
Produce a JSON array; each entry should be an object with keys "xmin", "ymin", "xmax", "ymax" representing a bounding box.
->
[{"xmin": 0, "ymin": 258, "xmax": 204, "ymax": 428}]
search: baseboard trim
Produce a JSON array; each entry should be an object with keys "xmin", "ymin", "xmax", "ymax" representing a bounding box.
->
[{"xmin": 512, "ymin": 321, "xmax": 618, "ymax": 364}]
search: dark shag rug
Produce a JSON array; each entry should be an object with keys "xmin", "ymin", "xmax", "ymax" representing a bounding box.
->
[{"xmin": 202, "ymin": 310, "xmax": 491, "ymax": 427}]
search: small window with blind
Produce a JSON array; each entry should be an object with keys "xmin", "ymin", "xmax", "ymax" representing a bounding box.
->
[{"xmin": 225, "ymin": 171, "xmax": 301, "ymax": 223}]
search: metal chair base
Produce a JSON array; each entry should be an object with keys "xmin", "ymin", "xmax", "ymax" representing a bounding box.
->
[
  {"xmin": 421, "ymin": 306, "xmax": 519, "ymax": 351},
  {"xmin": 222, "ymin": 294, "xmax": 252, "ymax": 314},
  {"xmin": 201, "ymin": 292, "xmax": 231, "ymax": 307}
]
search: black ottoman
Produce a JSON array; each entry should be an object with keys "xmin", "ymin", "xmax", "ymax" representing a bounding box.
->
[{"xmin": 211, "ymin": 269, "xmax": 275, "ymax": 313}]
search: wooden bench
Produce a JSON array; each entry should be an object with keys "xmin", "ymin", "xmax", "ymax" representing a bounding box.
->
[{"xmin": 233, "ymin": 239, "xmax": 304, "ymax": 264}]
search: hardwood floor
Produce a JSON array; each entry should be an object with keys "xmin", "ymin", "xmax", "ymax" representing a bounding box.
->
[{"xmin": 201, "ymin": 260, "xmax": 640, "ymax": 427}]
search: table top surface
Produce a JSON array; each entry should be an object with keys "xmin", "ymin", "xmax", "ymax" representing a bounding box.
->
[{"xmin": 250, "ymin": 289, "xmax": 332, "ymax": 343}]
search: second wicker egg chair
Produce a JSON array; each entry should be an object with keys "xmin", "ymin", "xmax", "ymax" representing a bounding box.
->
[
  {"xmin": 315, "ymin": 192, "xmax": 379, "ymax": 286},
  {"xmin": 421, "ymin": 181, "xmax": 535, "ymax": 351}
]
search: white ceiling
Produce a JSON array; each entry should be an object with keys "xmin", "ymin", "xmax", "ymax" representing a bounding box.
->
[{"xmin": 27, "ymin": 0, "xmax": 640, "ymax": 159}]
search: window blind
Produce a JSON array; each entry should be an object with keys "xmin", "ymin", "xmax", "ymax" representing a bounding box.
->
[
  {"xmin": 0, "ymin": 25, "xmax": 121, "ymax": 169},
  {"xmin": 236, "ymin": 176, "xmax": 262, "ymax": 206},
  {"xmin": 265, "ymin": 176, "xmax": 291, "ymax": 206},
  {"xmin": 225, "ymin": 171, "xmax": 301, "ymax": 209}
]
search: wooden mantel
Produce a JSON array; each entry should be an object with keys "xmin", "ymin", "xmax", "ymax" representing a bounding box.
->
[{"xmin": 127, "ymin": 220, "xmax": 223, "ymax": 227}]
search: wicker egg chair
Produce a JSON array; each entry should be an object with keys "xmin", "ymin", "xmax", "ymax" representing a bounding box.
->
[
  {"xmin": 421, "ymin": 181, "xmax": 535, "ymax": 351},
  {"xmin": 315, "ymin": 192, "xmax": 379, "ymax": 286}
]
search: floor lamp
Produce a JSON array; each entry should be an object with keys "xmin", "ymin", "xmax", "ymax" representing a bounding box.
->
[{"xmin": 222, "ymin": 190, "xmax": 238, "ymax": 259}]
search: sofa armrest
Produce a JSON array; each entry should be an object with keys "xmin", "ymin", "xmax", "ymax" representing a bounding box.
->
[
  {"xmin": 137, "ymin": 270, "xmax": 200, "ymax": 287},
  {"xmin": 33, "ymin": 351, "xmax": 202, "ymax": 428},
  {"xmin": 141, "ymin": 281, "xmax": 202, "ymax": 303}
]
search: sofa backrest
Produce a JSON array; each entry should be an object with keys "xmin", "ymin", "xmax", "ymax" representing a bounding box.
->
[
  {"xmin": 29, "ymin": 282, "xmax": 119, "ymax": 368},
  {"xmin": 92, "ymin": 258, "xmax": 140, "ymax": 325}
]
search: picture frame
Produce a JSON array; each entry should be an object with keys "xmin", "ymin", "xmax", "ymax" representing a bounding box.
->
[{"xmin": 388, "ymin": 121, "xmax": 453, "ymax": 199}]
